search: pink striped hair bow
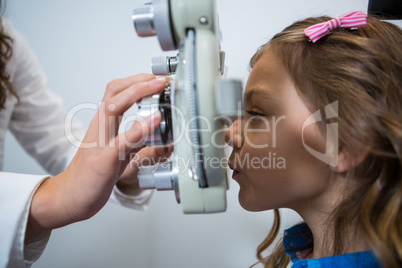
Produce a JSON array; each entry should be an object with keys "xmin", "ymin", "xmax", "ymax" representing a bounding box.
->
[{"xmin": 304, "ymin": 11, "xmax": 367, "ymax": 43}]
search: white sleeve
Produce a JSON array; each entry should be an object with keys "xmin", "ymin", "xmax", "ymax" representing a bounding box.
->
[
  {"xmin": 5, "ymin": 21, "xmax": 84, "ymax": 176},
  {"xmin": 110, "ymin": 187, "xmax": 153, "ymax": 211},
  {"xmin": 0, "ymin": 172, "xmax": 51, "ymax": 268}
]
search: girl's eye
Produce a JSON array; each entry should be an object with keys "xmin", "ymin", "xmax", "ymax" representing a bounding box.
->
[{"xmin": 246, "ymin": 110, "xmax": 265, "ymax": 118}]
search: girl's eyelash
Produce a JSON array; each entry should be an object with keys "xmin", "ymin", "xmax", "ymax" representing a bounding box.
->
[{"xmin": 246, "ymin": 110, "xmax": 264, "ymax": 117}]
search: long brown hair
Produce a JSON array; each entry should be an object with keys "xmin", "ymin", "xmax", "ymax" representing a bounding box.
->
[
  {"xmin": 250, "ymin": 16, "xmax": 402, "ymax": 268},
  {"xmin": 0, "ymin": 0, "xmax": 15, "ymax": 108}
]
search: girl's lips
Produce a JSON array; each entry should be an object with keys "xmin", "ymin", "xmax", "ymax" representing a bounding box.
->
[
  {"xmin": 232, "ymin": 170, "xmax": 240, "ymax": 178},
  {"xmin": 228, "ymin": 163, "xmax": 240, "ymax": 178}
]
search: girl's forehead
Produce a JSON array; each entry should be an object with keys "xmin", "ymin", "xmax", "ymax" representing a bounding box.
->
[
  {"xmin": 246, "ymin": 50, "xmax": 289, "ymax": 92},
  {"xmin": 250, "ymin": 50, "xmax": 286, "ymax": 77}
]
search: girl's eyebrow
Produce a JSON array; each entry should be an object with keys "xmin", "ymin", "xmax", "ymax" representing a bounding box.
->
[{"xmin": 245, "ymin": 87, "xmax": 272, "ymax": 103}]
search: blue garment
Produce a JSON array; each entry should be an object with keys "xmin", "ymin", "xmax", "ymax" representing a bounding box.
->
[{"xmin": 283, "ymin": 222, "xmax": 381, "ymax": 268}]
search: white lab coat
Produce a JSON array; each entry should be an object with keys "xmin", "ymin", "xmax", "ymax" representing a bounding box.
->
[{"xmin": 0, "ymin": 20, "xmax": 152, "ymax": 268}]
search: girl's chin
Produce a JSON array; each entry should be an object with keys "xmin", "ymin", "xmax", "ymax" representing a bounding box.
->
[{"xmin": 238, "ymin": 193, "xmax": 266, "ymax": 212}]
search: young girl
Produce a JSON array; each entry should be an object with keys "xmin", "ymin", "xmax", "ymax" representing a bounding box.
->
[{"xmin": 225, "ymin": 12, "xmax": 402, "ymax": 267}]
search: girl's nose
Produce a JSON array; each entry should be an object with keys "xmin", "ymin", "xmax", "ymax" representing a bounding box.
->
[{"xmin": 224, "ymin": 120, "xmax": 243, "ymax": 149}]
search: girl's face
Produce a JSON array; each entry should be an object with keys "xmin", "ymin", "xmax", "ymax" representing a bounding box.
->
[{"xmin": 225, "ymin": 49, "xmax": 333, "ymax": 212}]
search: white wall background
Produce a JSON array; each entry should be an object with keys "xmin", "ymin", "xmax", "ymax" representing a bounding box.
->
[{"xmin": 4, "ymin": 0, "xmax": 400, "ymax": 267}]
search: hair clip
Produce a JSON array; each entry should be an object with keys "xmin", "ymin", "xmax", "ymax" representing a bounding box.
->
[{"xmin": 304, "ymin": 11, "xmax": 367, "ymax": 43}]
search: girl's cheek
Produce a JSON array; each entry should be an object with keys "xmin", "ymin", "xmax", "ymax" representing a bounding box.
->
[{"xmin": 299, "ymin": 123, "xmax": 327, "ymax": 154}]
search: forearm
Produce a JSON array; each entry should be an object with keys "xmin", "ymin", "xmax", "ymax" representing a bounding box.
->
[
  {"xmin": 26, "ymin": 167, "xmax": 113, "ymax": 235},
  {"xmin": 26, "ymin": 175, "xmax": 69, "ymax": 235}
]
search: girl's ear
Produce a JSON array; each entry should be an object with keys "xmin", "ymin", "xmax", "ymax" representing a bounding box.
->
[{"xmin": 331, "ymin": 149, "xmax": 369, "ymax": 173}]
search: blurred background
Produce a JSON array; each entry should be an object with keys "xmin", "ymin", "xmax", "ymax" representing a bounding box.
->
[{"xmin": 4, "ymin": 0, "xmax": 401, "ymax": 267}]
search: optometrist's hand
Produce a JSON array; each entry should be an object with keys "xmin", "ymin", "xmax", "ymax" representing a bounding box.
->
[{"xmin": 27, "ymin": 74, "xmax": 170, "ymax": 234}]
